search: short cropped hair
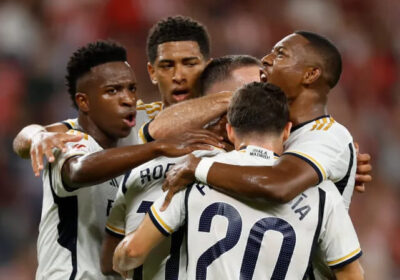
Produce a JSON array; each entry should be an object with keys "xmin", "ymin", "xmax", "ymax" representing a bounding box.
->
[
  {"xmin": 66, "ymin": 40, "xmax": 127, "ymax": 108},
  {"xmin": 146, "ymin": 16, "xmax": 210, "ymax": 64},
  {"xmin": 199, "ymin": 55, "xmax": 262, "ymax": 95},
  {"xmin": 295, "ymin": 31, "xmax": 342, "ymax": 88},
  {"xmin": 228, "ymin": 82, "xmax": 289, "ymax": 135}
]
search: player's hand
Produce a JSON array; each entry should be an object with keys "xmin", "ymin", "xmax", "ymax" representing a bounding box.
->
[
  {"xmin": 354, "ymin": 142, "xmax": 372, "ymax": 193},
  {"xmin": 161, "ymin": 154, "xmax": 201, "ymax": 210},
  {"xmin": 30, "ymin": 131, "xmax": 82, "ymax": 176},
  {"xmin": 155, "ymin": 129, "xmax": 224, "ymax": 158}
]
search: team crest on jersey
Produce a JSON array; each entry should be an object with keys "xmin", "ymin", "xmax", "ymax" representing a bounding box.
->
[{"xmin": 72, "ymin": 144, "xmax": 86, "ymax": 150}]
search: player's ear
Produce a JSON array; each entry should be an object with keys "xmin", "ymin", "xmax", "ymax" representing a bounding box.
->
[
  {"xmin": 302, "ymin": 66, "xmax": 321, "ymax": 86},
  {"xmin": 282, "ymin": 121, "xmax": 292, "ymax": 142},
  {"xmin": 147, "ymin": 62, "xmax": 157, "ymax": 85},
  {"xmin": 226, "ymin": 123, "xmax": 236, "ymax": 145},
  {"xmin": 75, "ymin": 92, "xmax": 90, "ymax": 112}
]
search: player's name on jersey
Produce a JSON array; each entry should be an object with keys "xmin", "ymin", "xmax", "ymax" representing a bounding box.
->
[{"xmin": 140, "ymin": 162, "xmax": 176, "ymax": 185}]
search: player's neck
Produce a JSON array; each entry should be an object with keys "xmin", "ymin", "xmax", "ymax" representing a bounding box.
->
[
  {"xmin": 289, "ymin": 89, "xmax": 328, "ymax": 126},
  {"xmin": 235, "ymin": 134, "xmax": 283, "ymax": 155},
  {"xmin": 78, "ymin": 113, "xmax": 118, "ymax": 149}
]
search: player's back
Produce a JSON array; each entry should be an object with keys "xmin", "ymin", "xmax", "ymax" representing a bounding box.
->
[
  {"xmin": 180, "ymin": 146, "xmax": 361, "ymax": 279},
  {"xmin": 185, "ymin": 183, "xmax": 324, "ymax": 279}
]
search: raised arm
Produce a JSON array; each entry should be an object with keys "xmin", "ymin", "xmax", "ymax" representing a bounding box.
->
[
  {"xmin": 13, "ymin": 123, "xmax": 81, "ymax": 176},
  {"xmin": 62, "ymin": 129, "xmax": 223, "ymax": 189},
  {"xmin": 148, "ymin": 91, "xmax": 232, "ymax": 139}
]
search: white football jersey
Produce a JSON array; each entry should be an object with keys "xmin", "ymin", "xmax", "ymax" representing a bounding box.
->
[
  {"xmin": 37, "ymin": 129, "xmax": 122, "ymax": 280},
  {"xmin": 284, "ymin": 115, "xmax": 357, "ymax": 210},
  {"xmin": 106, "ymin": 149, "xmax": 223, "ymax": 280},
  {"xmin": 150, "ymin": 146, "xmax": 362, "ymax": 280}
]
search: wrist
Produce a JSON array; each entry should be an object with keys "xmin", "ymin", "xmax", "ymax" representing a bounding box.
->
[{"xmin": 194, "ymin": 157, "xmax": 214, "ymax": 184}]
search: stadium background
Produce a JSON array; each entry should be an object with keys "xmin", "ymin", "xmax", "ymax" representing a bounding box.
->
[{"xmin": 0, "ymin": 0, "xmax": 399, "ymax": 279}]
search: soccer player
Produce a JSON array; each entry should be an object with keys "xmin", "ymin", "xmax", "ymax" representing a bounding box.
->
[
  {"xmin": 35, "ymin": 40, "xmax": 221, "ymax": 280},
  {"xmin": 163, "ymin": 31, "xmax": 364, "ymax": 208},
  {"xmin": 113, "ymin": 82, "xmax": 364, "ymax": 279},
  {"xmin": 162, "ymin": 30, "xmax": 369, "ymax": 279},
  {"xmin": 101, "ymin": 55, "xmax": 262, "ymax": 279},
  {"xmin": 13, "ymin": 16, "xmax": 232, "ymax": 183}
]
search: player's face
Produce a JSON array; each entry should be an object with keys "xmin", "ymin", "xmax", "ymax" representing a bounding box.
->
[
  {"xmin": 204, "ymin": 65, "xmax": 261, "ymax": 95},
  {"xmin": 261, "ymin": 34, "xmax": 309, "ymax": 102},
  {"xmin": 148, "ymin": 41, "xmax": 208, "ymax": 107},
  {"xmin": 85, "ymin": 61, "xmax": 137, "ymax": 139}
]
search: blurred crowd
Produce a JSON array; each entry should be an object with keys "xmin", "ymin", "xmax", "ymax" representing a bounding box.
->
[{"xmin": 0, "ymin": 0, "xmax": 399, "ymax": 279}]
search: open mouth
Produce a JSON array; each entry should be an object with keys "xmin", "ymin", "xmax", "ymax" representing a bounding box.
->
[
  {"xmin": 123, "ymin": 112, "xmax": 136, "ymax": 127},
  {"xmin": 172, "ymin": 89, "xmax": 190, "ymax": 102}
]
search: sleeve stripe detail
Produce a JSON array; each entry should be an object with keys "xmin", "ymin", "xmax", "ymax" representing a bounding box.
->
[
  {"xmin": 105, "ymin": 223, "xmax": 125, "ymax": 235},
  {"xmin": 149, "ymin": 205, "xmax": 172, "ymax": 236},
  {"xmin": 327, "ymin": 248, "xmax": 362, "ymax": 266},
  {"xmin": 105, "ymin": 227, "xmax": 125, "ymax": 238},
  {"xmin": 284, "ymin": 151, "xmax": 326, "ymax": 181},
  {"xmin": 61, "ymin": 121, "xmax": 73, "ymax": 130},
  {"xmin": 138, "ymin": 121, "xmax": 154, "ymax": 143},
  {"xmin": 142, "ymin": 120, "xmax": 154, "ymax": 142},
  {"xmin": 138, "ymin": 125, "xmax": 147, "ymax": 143}
]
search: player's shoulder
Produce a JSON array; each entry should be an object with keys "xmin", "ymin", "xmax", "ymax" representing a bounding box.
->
[
  {"xmin": 292, "ymin": 115, "xmax": 353, "ymax": 142},
  {"xmin": 136, "ymin": 99, "xmax": 163, "ymax": 119}
]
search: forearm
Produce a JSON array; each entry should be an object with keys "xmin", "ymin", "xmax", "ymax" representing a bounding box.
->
[
  {"xmin": 101, "ymin": 234, "xmax": 123, "ymax": 275},
  {"xmin": 113, "ymin": 239, "xmax": 145, "ymax": 273},
  {"xmin": 205, "ymin": 156, "xmax": 318, "ymax": 203},
  {"xmin": 149, "ymin": 91, "xmax": 231, "ymax": 139},
  {"xmin": 334, "ymin": 261, "xmax": 364, "ymax": 280},
  {"xmin": 13, "ymin": 123, "xmax": 69, "ymax": 158},
  {"xmin": 63, "ymin": 142, "xmax": 161, "ymax": 188},
  {"xmin": 13, "ymin": 125, "xmax": 46, "ymax": 158}
]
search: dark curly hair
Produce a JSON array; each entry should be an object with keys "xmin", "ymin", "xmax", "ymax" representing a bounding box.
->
[
  {"xmin": 65, "ymin": 40, "xmax": 127, "ymax": 108},
  {"xmin": 228, "ymin": 82, "xmax": 289, "ymax": 136},
  {"xmin": 146, "ymin": 16, "xmax": 210, "ymax": 64}
]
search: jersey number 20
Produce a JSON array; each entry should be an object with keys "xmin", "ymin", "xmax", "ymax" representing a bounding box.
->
[{"xmin": 196, "ymin": 202, "xmax": 296, "ymax": 280}]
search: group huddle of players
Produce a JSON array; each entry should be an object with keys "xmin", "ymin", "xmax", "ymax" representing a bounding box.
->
[{"xmin": 13, "ymin": 16, "xmax": 372, "ymax": 280}]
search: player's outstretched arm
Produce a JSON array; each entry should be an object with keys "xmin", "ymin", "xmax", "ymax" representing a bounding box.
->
[
  {"xmin": 149, "ymin": 91, "xmax": 232, "ymax": 139},
  {"xmin": 62, "ymin": 129, "xmax": 223, "ymax": 189},
  {"xmin": 113, "ymin": 214, "xmax": 165, "ymax": 277},
  {"xmin": 13, "ymin": 123, "xmax": 81, "ymax": 176},
  {"xmin": 100, "ymin": 232, "xmax": 122, "ymax": 276},
  {"xmin": 161, "ymin": 153, "xmax": 319, "ymax": 210},
  {"xmin": 334, "ymin": 260, "xmax": 364, "ymax": 280}
]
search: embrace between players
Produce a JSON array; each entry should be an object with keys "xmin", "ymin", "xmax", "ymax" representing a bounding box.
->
[{"xmin": 14, "ymin": 16, "xmax": 372, "ymax": 280}]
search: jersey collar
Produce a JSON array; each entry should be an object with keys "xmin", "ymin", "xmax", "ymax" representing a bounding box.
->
[
  {"xmin": 291, "ymin": 115, "xmax": 331, "ymax": 133},
  {"xmin": 239, "ymin": 145, "xmax": 279, "ymax": 159}
]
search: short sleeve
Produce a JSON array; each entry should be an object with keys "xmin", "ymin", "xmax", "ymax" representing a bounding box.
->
[
  {"xmin": 138, "ymin": 120, "xmax": 154, "ymax": 143},
  {"xmin": 319, "ymin": 189, "xmax": 362, "ymax": 269},
  {"xmin": 148, "ymin": 190, "xmax": 187, "ymax": 236},
  {"xmin": 49, "ymin": 130, "xmax": 92, "ymax": 197},
  {"xmin": 284, "ymin": 130, "xmax": 350, "ymax": 184}
]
